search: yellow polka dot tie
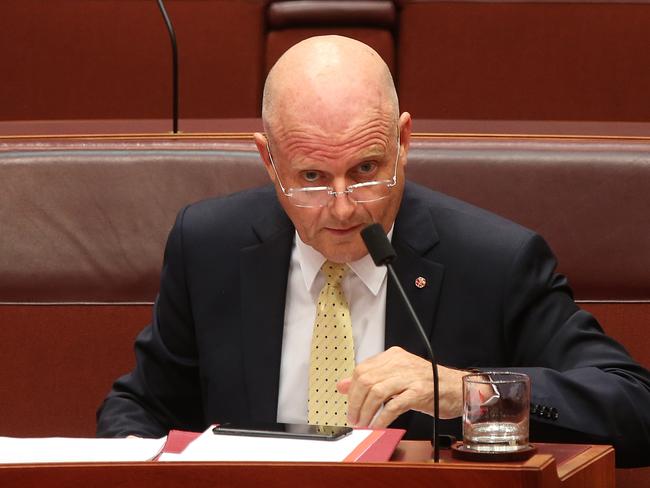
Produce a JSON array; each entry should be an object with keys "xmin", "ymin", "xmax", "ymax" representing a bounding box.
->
[{"xmin": 307, "ymin": 261, "xmax": 355, "ymax": 427}]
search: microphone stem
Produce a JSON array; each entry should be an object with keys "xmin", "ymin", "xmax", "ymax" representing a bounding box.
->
[
  {"xmin": 156, "ymin": 0, "xmax": 179, "ymax": 134},
  {"xmin": 386, "ymin": 263, "xmax": 440, "ymax": 462}
]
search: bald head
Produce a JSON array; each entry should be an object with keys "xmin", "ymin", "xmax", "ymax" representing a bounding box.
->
[
  {"xmin": 262, "ymin": 36, "xmax": 398, "ymax": 143},
  {"xmin": 253, "ymin": 36, "xmax": 411, "ymax": 263}
]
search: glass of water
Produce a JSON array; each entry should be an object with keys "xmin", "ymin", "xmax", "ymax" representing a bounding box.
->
[{"xmin": 462, "ymin": 372, "xmax": 530, "ymax": 453}]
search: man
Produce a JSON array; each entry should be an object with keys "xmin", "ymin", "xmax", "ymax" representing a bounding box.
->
[{"xmin": 97, "ymin": 36, "xmax": 650, "ymax": 467}]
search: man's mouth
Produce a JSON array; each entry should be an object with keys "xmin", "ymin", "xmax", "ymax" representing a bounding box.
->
[{"xmin": 324, "ymin": 224, "xmax": 364, "ymax": 236}]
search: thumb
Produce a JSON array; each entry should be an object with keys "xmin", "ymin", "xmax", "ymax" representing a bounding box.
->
[{"xmin": 337, "ymin": 377, "xmax": 352, "ymax": 394}]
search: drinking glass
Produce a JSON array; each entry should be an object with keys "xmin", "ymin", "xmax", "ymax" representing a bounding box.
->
[{"xmin": 462, "ymin": 372, "xmax": 530, "ymax": 452}]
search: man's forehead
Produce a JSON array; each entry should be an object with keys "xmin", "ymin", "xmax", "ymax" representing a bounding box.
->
[
  {"xmin": 273, "ymin": 103, "xmax": 395, "ymax": 139},
  {"xmin": 286, "ymin": 141, "xmax": 390, "ymax": 166},
  {"xmin": 271, "ymin": 118, "xmax": 395, "ymax": 160}
]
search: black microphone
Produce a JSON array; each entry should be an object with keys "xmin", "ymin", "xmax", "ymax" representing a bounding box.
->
[
  {"xmin": 361, "ymin": 223, "xmax": 441, "ymax": 463},
  {"xmin": 156, "ymin": 0, "xmax": 179, "ymax": 134}
]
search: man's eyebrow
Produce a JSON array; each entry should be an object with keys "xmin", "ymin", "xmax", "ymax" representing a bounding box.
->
[
  {"xmin": 357, "ymin": 147, "xmax": 387, "ymax": 159},
  {"xmin": 354, "ymin": 148, "xmax": 392, "ymax": 166},
  {"xmin": 289, "ymin": 153, "xmax": 385, "ymax": 170},
  {"xmin": 343, "ymin": 143, "xmax": 392, "ymax": 163},
  {"xmin": 290, "ymin": 159, "xmax": 323, "ymax": 171}
]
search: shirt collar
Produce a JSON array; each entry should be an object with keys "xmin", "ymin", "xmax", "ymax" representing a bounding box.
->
[{"xmin": 295, "ymin": 226, "xmax": 393, "ymax": 296}]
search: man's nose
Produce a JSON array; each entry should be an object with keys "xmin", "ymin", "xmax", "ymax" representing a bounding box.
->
[{"xmin": 328, "ymin": 185, "xmax": 356, "ymax": 221}]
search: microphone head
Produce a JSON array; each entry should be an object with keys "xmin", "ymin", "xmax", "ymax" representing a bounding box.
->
[{"xmin": 361, "ymin": 223, "xmax": 397, "ymax": 266}]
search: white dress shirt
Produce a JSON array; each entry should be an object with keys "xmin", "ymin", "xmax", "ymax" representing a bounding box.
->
[{"xmin": 276, "ymin": 230, "xmax": 392, "ymax": 424}]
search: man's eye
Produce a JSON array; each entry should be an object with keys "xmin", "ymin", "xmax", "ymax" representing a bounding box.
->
[
  {"xmin": 302, "ymin": 170, "xmax": 321, "ymax": 182},
  {"xmin": 357, "ymin": 162, "xmax": 377, "ymax": 174}
]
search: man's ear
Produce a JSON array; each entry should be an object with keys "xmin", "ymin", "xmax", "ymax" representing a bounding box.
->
[
  {"xmin": 398, "ymin": 112, "xmax": 412, "ymax": 167},
  {"xmin": 253, "ymin": 132, "xmax": 277, "ymax": 183}
]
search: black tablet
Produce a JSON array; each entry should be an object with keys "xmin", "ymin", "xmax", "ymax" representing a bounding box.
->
[{"xmin": 212, "ymin": 422, "xmax": 353, "ymax": 441}]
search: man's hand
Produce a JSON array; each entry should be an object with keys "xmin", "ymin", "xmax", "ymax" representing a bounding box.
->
[{"xmin": 337, "ymin": 346, "xmax": 466, "ymax": 428}]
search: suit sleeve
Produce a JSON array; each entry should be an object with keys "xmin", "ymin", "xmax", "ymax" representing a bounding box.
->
[
  {"xmin": 498, "ymin": 233, "xmax": 650, "ymax": 468},
  {"xmin": 96, "ymin": 206, "xmax": 204, "ymax": 437}
]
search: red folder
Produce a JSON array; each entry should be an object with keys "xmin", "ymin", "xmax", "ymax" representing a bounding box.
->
[{"xmin": 158, "ymin": 427, "xmax": 405, "ymax": 462}]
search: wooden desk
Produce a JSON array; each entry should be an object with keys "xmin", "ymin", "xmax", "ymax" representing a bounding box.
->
[
  {"xmin": 0, "ymin": 442, "xmax": 614, "ymax": 488},
  {"xmin": 392, "ymin": 441, "xmax": 614, "ymax": 488}
]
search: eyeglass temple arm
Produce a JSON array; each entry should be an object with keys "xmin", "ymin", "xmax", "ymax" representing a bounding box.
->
[{"xmin": 266, "ymin": 142, "xmax": 291, "ymax": 196}]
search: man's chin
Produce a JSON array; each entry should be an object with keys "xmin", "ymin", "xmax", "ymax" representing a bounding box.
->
[
  {"xmin": 318, "ymin": 243, "xmax": 369, "ymax": 264},
  {"xmin": 306, "ymin": 226, "xmax": 373, "ymax": 263}
]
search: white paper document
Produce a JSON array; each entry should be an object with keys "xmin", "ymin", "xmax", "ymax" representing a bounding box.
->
[
  {"xmin": 158, "ymin": 427, "xmax": 372, "ymax": 462},
  {"xmin": 0, "ymin": 436, "xmax": 167, "ymax": 464}
]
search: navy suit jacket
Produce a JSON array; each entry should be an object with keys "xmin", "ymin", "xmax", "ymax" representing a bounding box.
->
[{"xmin": 97, "ymin": 182, "xmax": 650, "ymax": 467}]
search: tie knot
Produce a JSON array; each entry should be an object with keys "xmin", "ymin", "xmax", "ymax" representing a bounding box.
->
[{"xmin": 321, "ymin": 261, "xmax": 347, "ymax": 286}]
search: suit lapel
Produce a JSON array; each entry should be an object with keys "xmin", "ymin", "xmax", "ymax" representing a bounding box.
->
[
  {"xmin": 385, "ymin": 184, "xmax": 445, "ymax": 357},
  {"xmin": 240, "ymin": 205, "xmax": 294, "ymax": 423}
]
